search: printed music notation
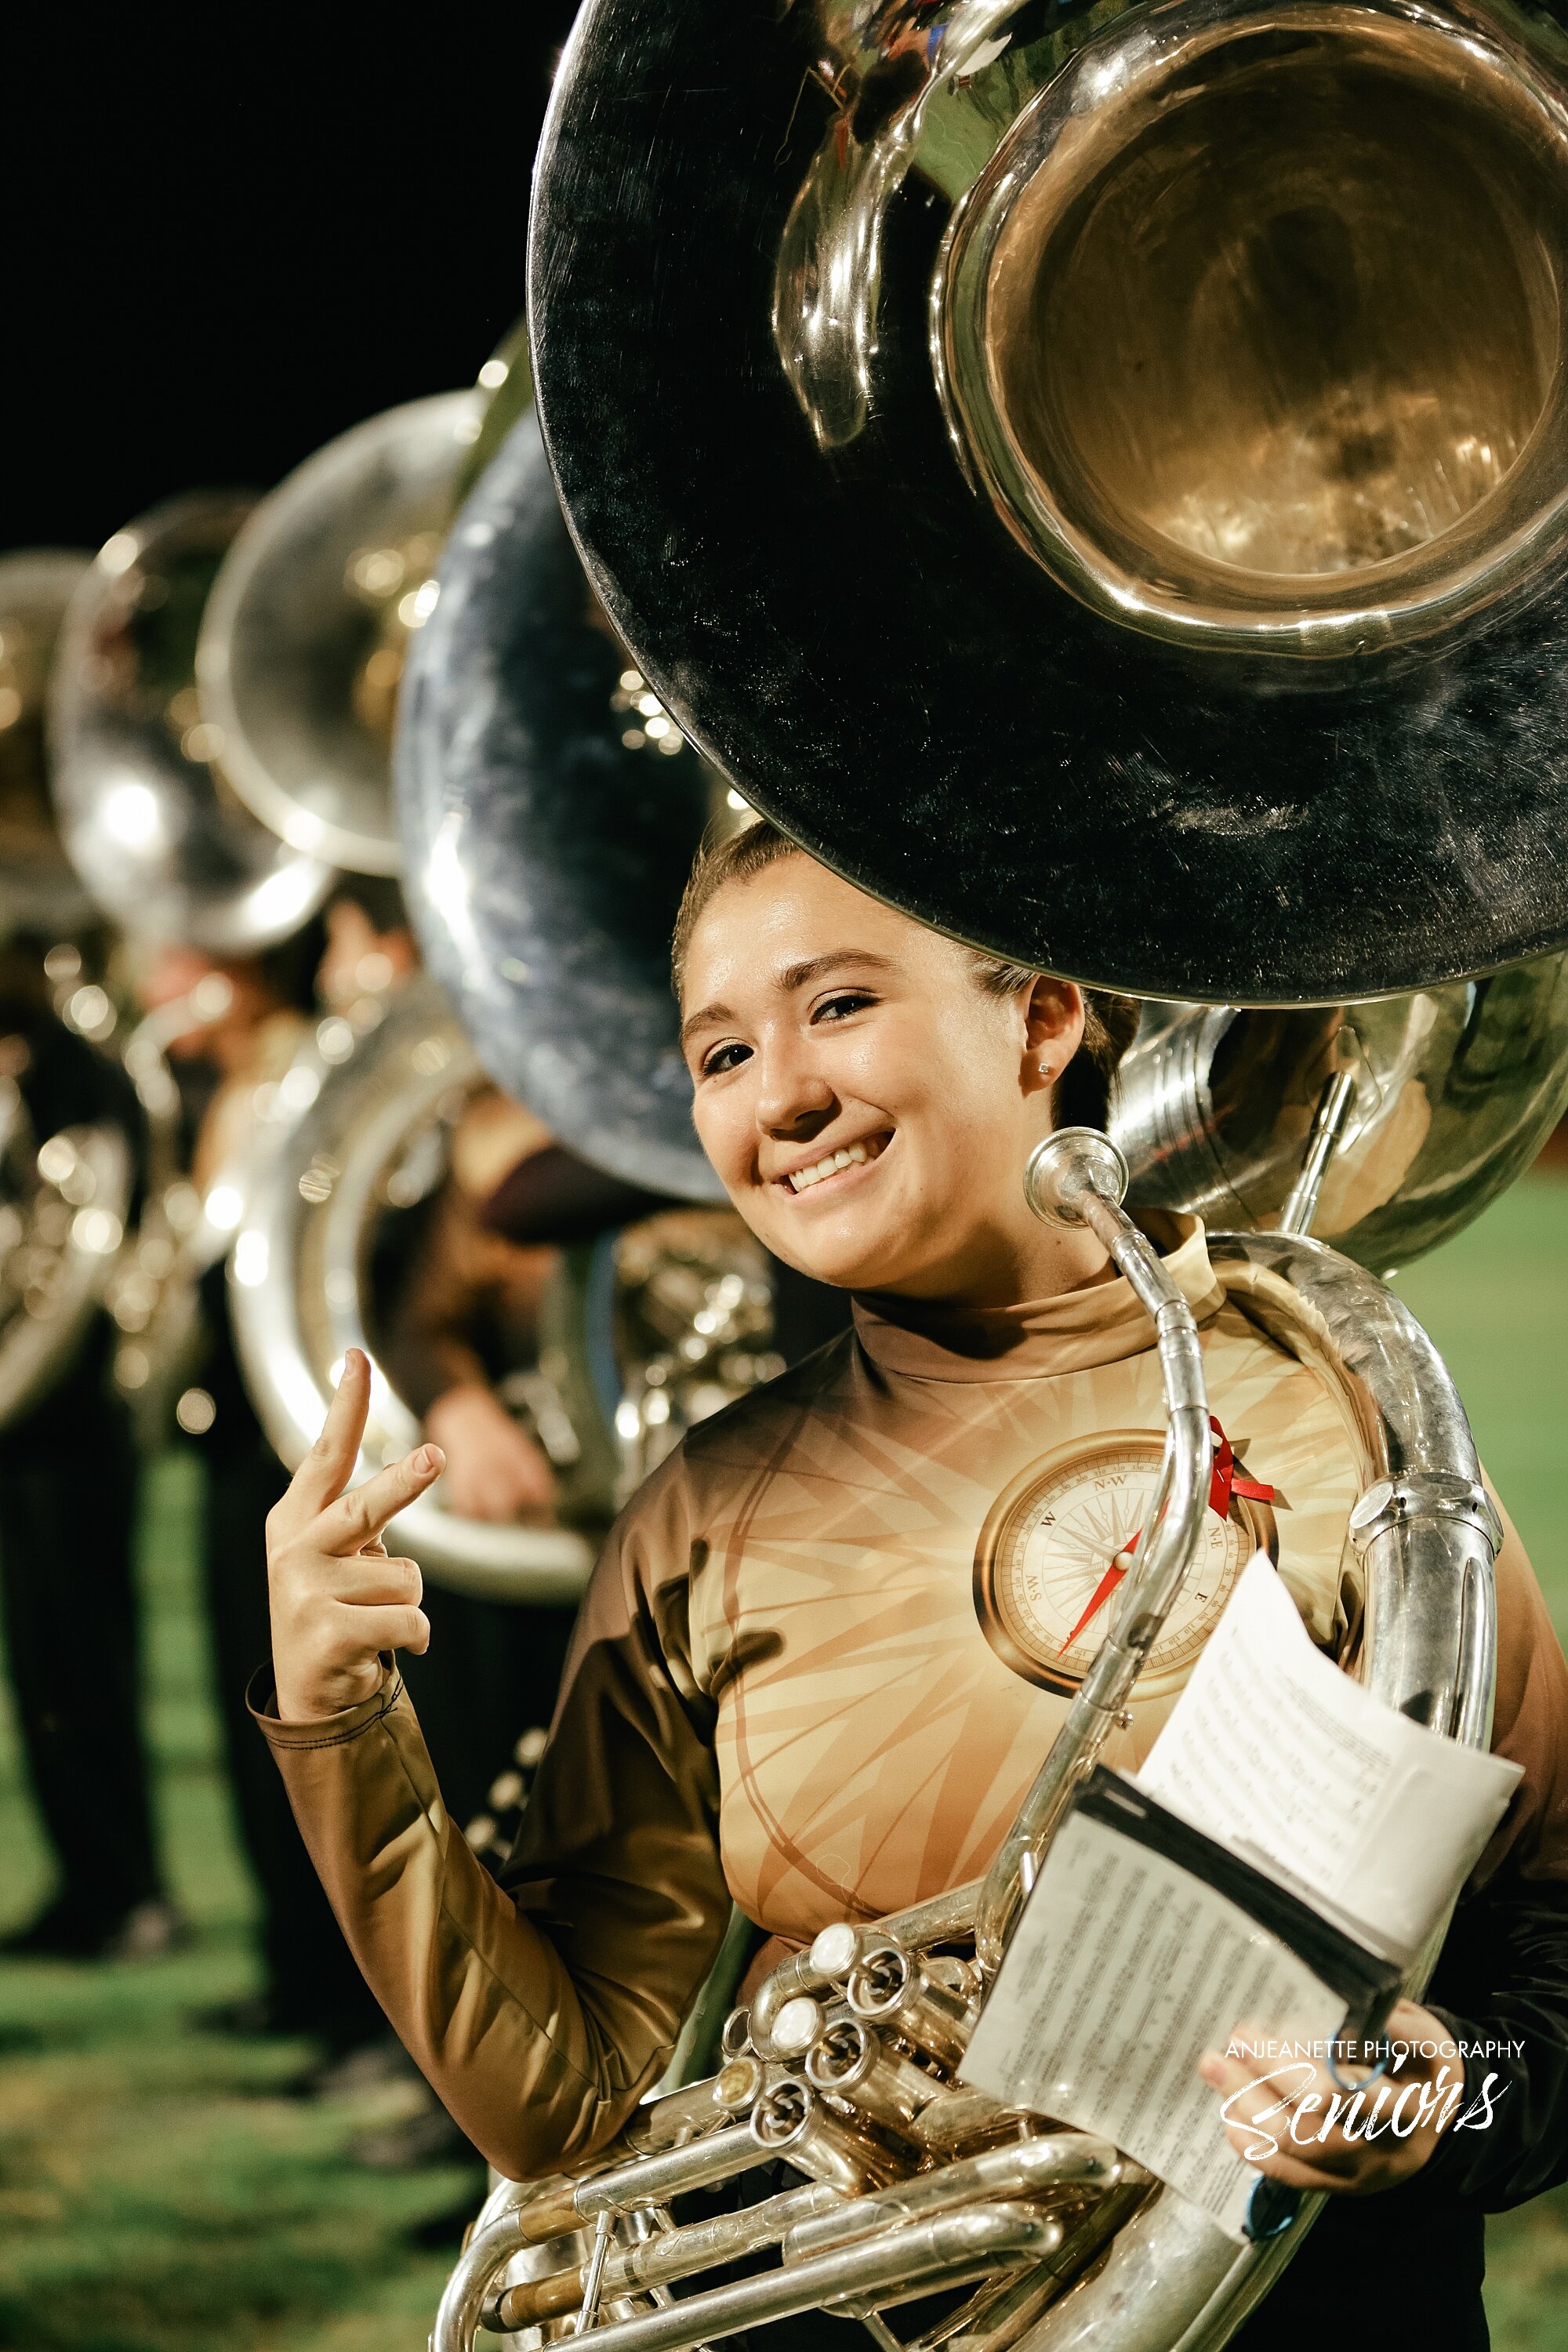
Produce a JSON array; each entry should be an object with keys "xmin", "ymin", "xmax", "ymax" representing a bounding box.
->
[{"xmin": 961, "ymin": 1557, "xmax": 1522, "ymax": 2238}]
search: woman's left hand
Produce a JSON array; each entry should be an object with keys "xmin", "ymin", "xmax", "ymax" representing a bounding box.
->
[{"xmin": 1199, "ymin": 1998, "xmax": 1465, "ymax": 2194}]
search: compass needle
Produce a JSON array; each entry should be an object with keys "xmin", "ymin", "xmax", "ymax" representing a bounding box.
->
[{"xmin": 974, "ymin": 1425, "xmax": 1276, "ymax": 1698}]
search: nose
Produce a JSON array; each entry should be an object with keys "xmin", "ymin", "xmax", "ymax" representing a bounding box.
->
[{"xmin": 755, "ymin": 1030, "xmax": 837, "ymax": 1142}]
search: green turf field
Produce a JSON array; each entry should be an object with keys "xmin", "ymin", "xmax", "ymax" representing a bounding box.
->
[
  {"xmin": 0, "ymin": 1453, "xmax": 477, "ymax": 2352},
  {"xmin": 0, "ymin": 1178, "xmax": 1565, "ymax": 2350}
]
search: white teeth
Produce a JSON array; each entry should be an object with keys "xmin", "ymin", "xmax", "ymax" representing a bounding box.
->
[{"xmin": 786, "ymin": 1139, "xmax": 873, "ymax": 1192}]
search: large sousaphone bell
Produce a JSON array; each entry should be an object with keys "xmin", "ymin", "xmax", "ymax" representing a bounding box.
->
[
  {"xmin": 50, "ymin": 495, "xmax": 336, "ymax": 953},
  {"xmin": 530, "ymin": 0, "xmax": 1568, "ymax": 1006}
]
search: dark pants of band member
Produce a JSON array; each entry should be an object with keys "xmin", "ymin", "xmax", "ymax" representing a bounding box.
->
[{"xmin": 0, "ymin": 1334, "xmax": 162, "ymax": 1931}]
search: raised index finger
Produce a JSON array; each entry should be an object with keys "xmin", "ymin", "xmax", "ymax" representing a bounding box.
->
[{"xmin": 271, "ymin": 1350, "xmax": 372, "ymax": 1542}]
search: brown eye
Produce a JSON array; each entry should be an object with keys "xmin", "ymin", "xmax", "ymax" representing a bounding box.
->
[
  {"xmin": 702, "ymin": 1040, "xmax": 752, "ymax": 1078},
  {"xmin": 815, "ymin": 990, "xmax": 875, "ymax": 1023}
]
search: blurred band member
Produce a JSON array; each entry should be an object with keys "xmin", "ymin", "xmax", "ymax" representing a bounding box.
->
[
  {"xmin": 141, "ymin": 923, "xmax": 382, "ymax": 2056},
  {"xmin": 319, "ymin": 879, "xmax": 577, "ymax": 1838},
  {"xmin": 0, "ymin": 937, "xmax": 179, "ymax": 1960}
]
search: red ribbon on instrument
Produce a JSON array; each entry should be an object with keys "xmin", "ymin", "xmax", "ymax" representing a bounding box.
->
[
  {"xmin": 1208, "ymin": 1416, "xmax": 1276, "ymax": 1519},
  {"xmin": 1056, "ymin": 1417, "xmax": 1274, "ymax": 1657}
]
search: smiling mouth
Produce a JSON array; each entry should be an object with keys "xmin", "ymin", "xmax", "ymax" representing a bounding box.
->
[{"xmin": 777, "ymin": 1132, "xmax": 891, "ymax": 1196}]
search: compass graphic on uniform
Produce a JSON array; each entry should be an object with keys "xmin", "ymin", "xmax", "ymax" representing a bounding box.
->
[{"xmin": 972, "ymin": 1428, "xmax": 1277, "ymax": 1701}]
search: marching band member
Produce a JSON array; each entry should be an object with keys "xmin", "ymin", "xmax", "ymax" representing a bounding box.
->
[
  {"xmin": 143, "ymin": 924, "xmax": 384, "ymax": 2058},
  {"xmin": 256, "ymin": 824, "xmax": 1568, "ymax": 2346},
  {"xmin": 315, "ymin": 877, "xmax": 581, "ymax": 1844},
  {"xmin": 0, "ymin": 936, "xmax": 178, "ymax": 1960}
]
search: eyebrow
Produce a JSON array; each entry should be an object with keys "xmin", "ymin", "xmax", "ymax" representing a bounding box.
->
[{"xmin": 680, "ymin": 949, "xmax": 897, "ymax": 1046}]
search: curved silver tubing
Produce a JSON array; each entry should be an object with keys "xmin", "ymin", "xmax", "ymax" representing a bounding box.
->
[
  {"xmin": 1009, "ymin": 1229, "xmax": 1498, "ymax": 2352},
  {"xmin": 976, "ymin": 1132, "xmax": 1214, "ymax": 1972},
  {"xmin": 229, "ymin": 982, "xmax": 593, "ymax": 1604},
  {"xmin": 443, "ymin": 2205, "xmax": 1058, "ymax": 2352},
  {"xmin": 442, "ymin": 1223, "xmax": 1497, "ymax": 2352},
  {"xmin": 1210, "ymin": 1233, "xmax": 1499, "ymax": 1750}
]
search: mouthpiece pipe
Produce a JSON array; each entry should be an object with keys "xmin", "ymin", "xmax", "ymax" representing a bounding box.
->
[
  {"xmin": 975, "ymin": 1132, "xmax": 1213, "ymax": 1973},
  {"xmin": 1277, "ymin": 1068, "xmax": 1357, "ymax": 1239}
]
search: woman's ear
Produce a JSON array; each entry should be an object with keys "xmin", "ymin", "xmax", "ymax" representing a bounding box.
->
[{"xmin": 1020, "ymin": 978, "xmax": 1086, "ymax": 1100}]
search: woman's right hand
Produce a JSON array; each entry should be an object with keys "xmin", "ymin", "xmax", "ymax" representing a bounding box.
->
[{"xmin": 267, "ymin": 1348, "xmax": 445, "ymax": 1723}]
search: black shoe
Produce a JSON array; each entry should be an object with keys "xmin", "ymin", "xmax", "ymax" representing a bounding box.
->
[
  {"xmin": 193, "ymin": 1991, "xmax": 295, "ymax": 2039},
  {"xmin": 0, "ymin": 1894, "xmax": 187, "ymax": 1962},
  {"xmin": 351, "ymin": 2100, "xmax": 482, "ymax": 2171},
  {"xmin": 100, "ymin": 1899, "xmax": 192, "ymax": 1961},
  {"xmin": 306, "ymin": 2034, "xmax": 416, "ymax": 2101}
]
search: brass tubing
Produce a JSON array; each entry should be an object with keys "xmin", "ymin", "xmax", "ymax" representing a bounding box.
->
[
  {"xmin": 471, "ymin": 2205, "xmax": 1061, "ymax": 2352},
  {"xmin": 512, "ymin": 2128, "xmax": 764, "ymax": 2249},
  {"xmin": 576, "ymin": 2129, "xmax": 764, "ymax": 2220},
  {"xmin": 506, "ymin": 2189, "xmax": 584, "ymax": 2250},
  {"xmin": 845, "ymin": 1944, "xmax": 975, "ymax": 2069},
  {"xmin": 876, "ymin": 1882, "xmax": 982, "ymax": 1953},
  {"xmin": 927, "ymin": 2182, "xmax": 1153, "ymax": 2352},
  {"xmin": 490, "ymin": 2183, "xmax": 845, "ymax": 2332},
  {"xmin": 976, "ymin": 1134, "xmax": 1212, "ymax": 1974},
  {"xmin": 909, "ymin": 2086, "xmax": 1036, "ymax": 2154},
  {"xmin": 751, "ymin": 2076, "xmax": 913, "ymax": 2194},
  {"xmin": 626, "ymin": 2072, "xmax": 735, "ymax": 2154},
  {"xmin": 782, "ymin": 2135, "xmax": 1124, "ymax": 2263},
  {"xmin": 1277, "ymin": 1071, "xmax": 1357, "ymax": 1239}
]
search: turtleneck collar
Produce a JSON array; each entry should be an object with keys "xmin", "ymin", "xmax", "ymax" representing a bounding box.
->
[{"xmin": 849, "ymin": 1216, "xmax": 1223, "ymax": 1382}]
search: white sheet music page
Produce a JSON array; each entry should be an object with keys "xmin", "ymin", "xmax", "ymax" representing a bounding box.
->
[
  {"xmin": 960, "ymin": 1802, "xmax": 1347, "ymax": 2239},
  {"xmin": 1136, "ymin": 1552, "xmax": 1520, "ymax": 1965}
]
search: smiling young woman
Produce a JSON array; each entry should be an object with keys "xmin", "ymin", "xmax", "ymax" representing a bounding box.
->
[
  {"xmin": 256, "ymin": 822, "xmax": 1568, "ymax": 2352},
  {"xmin": 673, "ymin": 822, "xmax": 1138, "ymax": 1305}
]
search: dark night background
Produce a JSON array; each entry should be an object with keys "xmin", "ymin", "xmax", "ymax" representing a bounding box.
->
[{"xmin": 5, "ymin": 11, "xmax": 579, "ymax": 557}]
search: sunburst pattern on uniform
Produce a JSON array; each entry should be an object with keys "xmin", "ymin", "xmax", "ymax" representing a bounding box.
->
[{"xmin": 663, "ymin": 1225, "xmax": 1363, "ymax": 1946}]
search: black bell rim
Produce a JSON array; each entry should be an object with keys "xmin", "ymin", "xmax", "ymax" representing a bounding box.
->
[
  {"xmin": 528, "ymin": 0, "xmax": 1568, "ymax": 1008},
  {"xmin": 396, "ymin": 406, "xmax": 724, "ymax": 1203}
]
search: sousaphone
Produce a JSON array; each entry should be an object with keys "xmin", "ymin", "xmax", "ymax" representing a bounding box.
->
[
  {"xmin": 529, "ymin": 0, "xmax": 1568, "ymax": 1006},
  {"xmin": 430, "ymin": 5, "xmax": 1568, "ymax": 2350},
  {"xmin": 50, "ymin": 495, "xmax": 336, "ymax": 953},
  {"xmin": 0, "ymin": 550, "xmax": 136, "ymax": 1429},
  {"xmin": 196, "ymin": 392, "xmax": 485, "ymax": 875}
]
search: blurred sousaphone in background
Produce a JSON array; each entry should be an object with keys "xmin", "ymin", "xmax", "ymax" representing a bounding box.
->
[
  {"xmin": 0, "ymin": 551, "xmax": 138, "ymax": 1428},
  {"xmin": 195, "ymin": 352, "xmax": 789, "ymax": 1601}
]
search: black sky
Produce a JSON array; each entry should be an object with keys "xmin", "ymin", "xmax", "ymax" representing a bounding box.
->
[{"xmin": 6, "ymin": 10, "xmax": 579, "ymax": 556}]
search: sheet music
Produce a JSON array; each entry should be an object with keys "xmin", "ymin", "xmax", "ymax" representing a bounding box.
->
[
  {"xmin": 960, "ymin": 1803, "xmax": 1347, "ymax": 2240},
  {"xmin": 1137, "ymin": 1552, "xmax": 1521, "ymax": 1965}
]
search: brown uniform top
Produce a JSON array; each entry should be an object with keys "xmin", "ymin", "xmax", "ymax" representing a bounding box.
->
[{"xmin": 257, "ymin": 1221, "xmax": 1568, "ymax": 2180}]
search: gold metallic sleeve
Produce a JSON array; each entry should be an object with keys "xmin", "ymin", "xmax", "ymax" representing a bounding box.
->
[{"xmin": 252, "ymin": 1457, "xmax": 731, "ymax": 2180}]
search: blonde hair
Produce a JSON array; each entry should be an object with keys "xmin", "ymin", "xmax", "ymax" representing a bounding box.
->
[{"xmin": 672, "ymin": 819, "xmax": 1138, "ymax": 1130}]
